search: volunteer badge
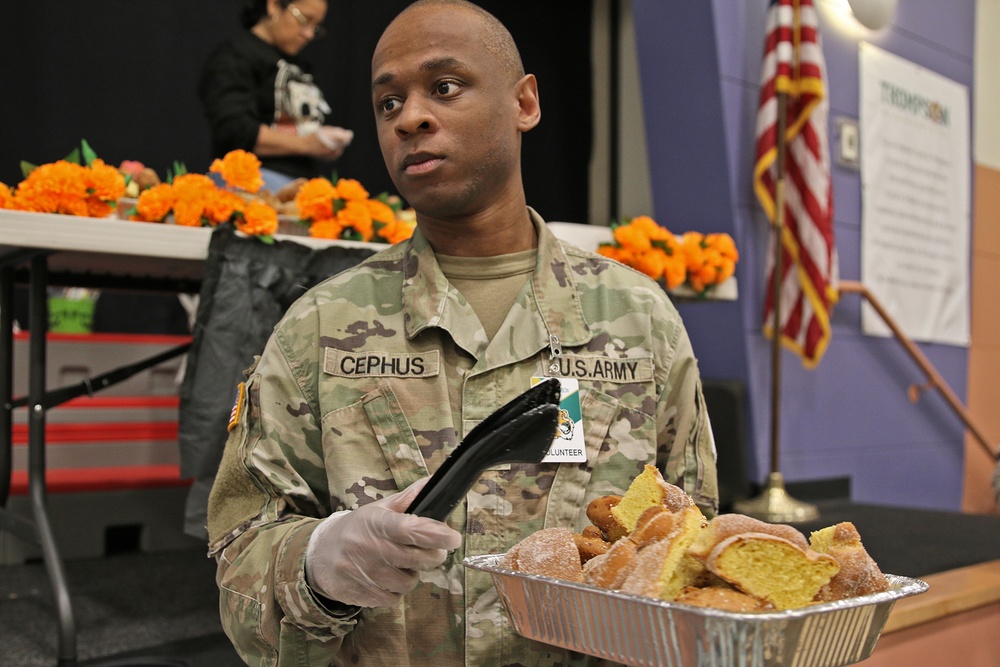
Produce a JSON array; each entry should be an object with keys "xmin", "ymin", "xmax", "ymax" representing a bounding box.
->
[{"xmin": 531, "ymin": 377, "xmax": 586, "ymax": 463}]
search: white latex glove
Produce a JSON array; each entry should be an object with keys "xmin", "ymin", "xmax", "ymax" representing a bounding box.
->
[
  {"xmin": 316, "ymin": 126, "xmax": 354, "ymax": 151},
  {"xmin": 305, "ymin": 478, "xmax": 462, "ymax": 608}
]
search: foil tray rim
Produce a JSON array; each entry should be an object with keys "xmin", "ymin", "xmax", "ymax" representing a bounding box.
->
[{"xmin": 464, "ymin": 553, "xmax": 929, "ymax": 621}]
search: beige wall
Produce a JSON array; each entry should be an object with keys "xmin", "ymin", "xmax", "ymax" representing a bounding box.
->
[
  {"xmin": 963, "ymin": 0, "xmax": 1000, "ymax": 513},
  {"xmin": 963, "ymin": 163, "xmax": 1000, "ymax": 513},
  {"xmin": 589, "ymin": 0, "xmax": 654, "ymax": 226}
]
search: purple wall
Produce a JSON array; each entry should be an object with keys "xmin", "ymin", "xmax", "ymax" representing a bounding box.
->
[{"xmin": 631, "ymin": 0, "xmax": 975, "ymax": 510}]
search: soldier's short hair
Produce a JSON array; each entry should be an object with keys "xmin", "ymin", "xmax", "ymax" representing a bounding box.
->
[{"xmin": 393, "ymin": 0, "xmax": 525, "ymax": 82}]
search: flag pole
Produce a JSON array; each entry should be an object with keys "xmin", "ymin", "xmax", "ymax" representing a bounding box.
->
[{"xmin": 735, "ymin": 91, "xmax": 819, "ymax": 523}]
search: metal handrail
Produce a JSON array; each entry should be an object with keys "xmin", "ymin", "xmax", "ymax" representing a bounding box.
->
[{"xmin": 838, "ymin": 280, "xmax": 998, "ymax": 461}]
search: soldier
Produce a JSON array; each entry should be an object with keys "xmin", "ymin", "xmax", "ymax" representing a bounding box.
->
[{"xmin": 207, "ymin": 1, "xmax": 718, "ymax": 665}]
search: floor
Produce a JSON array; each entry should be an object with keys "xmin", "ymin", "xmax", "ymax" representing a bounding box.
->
[{"xmin": 0, "ymin": 547, "xmax": 243, "ymax": 667}]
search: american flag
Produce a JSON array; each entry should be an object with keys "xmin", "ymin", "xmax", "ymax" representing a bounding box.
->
[{"xmin": 753, "ymin": 0, "xmax": 838, "ymax": 367}]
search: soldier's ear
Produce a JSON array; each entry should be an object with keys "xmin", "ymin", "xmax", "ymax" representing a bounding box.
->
[{"xmin": 515, "ymin": 74, "xmax": 540, "ymax": 133}]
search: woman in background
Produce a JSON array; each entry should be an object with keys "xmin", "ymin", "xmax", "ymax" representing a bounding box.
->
[{"xmin": 198, "ymin": 0, "xmax": 352, "ymax": 191}]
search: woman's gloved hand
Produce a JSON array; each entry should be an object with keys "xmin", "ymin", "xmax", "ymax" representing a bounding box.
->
[{"xmin": 304, "ymin": 478, "xmax": 463, "ymax": 608}]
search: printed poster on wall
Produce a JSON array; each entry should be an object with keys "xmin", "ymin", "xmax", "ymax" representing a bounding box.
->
[{"xmin": 859, "ymin": 42, "xmax": 970, "ymax": 346}]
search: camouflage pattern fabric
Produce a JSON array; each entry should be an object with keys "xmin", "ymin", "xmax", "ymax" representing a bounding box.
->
[{"xmin": 207, "ymin": 209, "xmax": 719, "ymax": 666}]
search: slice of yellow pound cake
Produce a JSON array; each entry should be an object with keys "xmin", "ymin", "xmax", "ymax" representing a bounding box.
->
[{"xmin": 705, "ymin": 533, "xmax": 840, "ymax": 610}]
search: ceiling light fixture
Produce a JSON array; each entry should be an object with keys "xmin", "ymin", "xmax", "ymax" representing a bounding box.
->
[{"xmin": 846, "ymin": 0, "xmax": 898, "ymax": 30}]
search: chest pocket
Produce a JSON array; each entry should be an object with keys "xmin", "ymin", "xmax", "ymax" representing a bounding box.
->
[
  {"xmin": 320, "ymin": 383, "xmax": 428, "ymax": 511},
  {"xmin": 544, "ymin": 387, "xmax": 658, "ymax": 530}
]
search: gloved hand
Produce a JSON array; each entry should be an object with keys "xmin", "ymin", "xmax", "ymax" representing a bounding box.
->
[
  {"xmin": 316, "ymin": 125, "xmax": 354, "ymax": 151},
  {"xmin": 305, "ymin": 478, "xmax": 463, "ymax": 608}
]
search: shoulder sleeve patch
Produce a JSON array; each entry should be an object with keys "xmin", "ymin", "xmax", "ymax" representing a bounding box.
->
[{"xmin": 227, "ymin": 382, "xmax": 246, "ymax": 432}]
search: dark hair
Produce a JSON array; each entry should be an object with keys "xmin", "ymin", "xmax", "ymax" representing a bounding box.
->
[{"xmin": 241, "ymin": 0, "xmax": 291, "ymax": 30}]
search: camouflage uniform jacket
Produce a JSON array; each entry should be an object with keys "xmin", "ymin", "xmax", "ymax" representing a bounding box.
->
[{"xmin": 207, "ymin": 209, "xmax": 718, "ymax": 667}]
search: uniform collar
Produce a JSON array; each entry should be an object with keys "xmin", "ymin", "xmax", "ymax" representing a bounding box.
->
[{"xmin": 402, "ymin": 209, "xmax": 592, "ymax": 362}]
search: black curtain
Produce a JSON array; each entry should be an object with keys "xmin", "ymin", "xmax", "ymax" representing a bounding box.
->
[{"xmin": 0, "ymin": 0, "xmax": 592, "ymax": 224}]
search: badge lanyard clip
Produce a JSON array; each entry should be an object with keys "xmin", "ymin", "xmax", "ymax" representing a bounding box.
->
[{"xmin": 547, "ymin": 334, "xmax": 562, "ymax": 374}]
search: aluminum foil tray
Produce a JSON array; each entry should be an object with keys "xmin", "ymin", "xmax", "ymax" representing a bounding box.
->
[{"xmin": 465, "ymin": 554, "xmax": 928, "ymax": 667}]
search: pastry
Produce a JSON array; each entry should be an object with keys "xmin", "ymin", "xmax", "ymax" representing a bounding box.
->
[
  {"xmin": 583, "ymin": 537, "xmax": 638, "ymax": 589},
  {"xmin": 574, "ymin": 528, "xmax": 612, "ymax": 563},
  {"xmin": 504, "ymin": 527, "xmax": 584, "ymax": 583},
  {"xmin": 586, "ymin": 494, "xmax": 622, "ymax": 540},
  {"xmin": 675, "ymin": 585, "xmax": 769, "ymax": 612},
  {"xmin": 809, "ymin": 522, "xmax": 889, "ymax": 601},
  {"xmin": 688, "ymin": 513, "xmax": 809, "ymax": 563},
  {"xmin": 620, "ymin": 504, "xmax": 707, "ymax": 600},
  {"xmin": 609, "ymin": 464, "xmax": 693, "ymax": 540},
  {"xmin": 705, "ymin": 533, "xmax": 839, "ymax": 610}
]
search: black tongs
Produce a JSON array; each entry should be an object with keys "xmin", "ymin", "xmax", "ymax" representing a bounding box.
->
[{"xmin": 406, "ymin": 378, "xmax": 562, "ymax": 521}]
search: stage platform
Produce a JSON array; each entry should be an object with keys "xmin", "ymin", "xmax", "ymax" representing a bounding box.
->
[
  {"xmin": 792, "ymin": 498, "xmax": 1000, "ymax": 578},
  {"xmin": 793, "ymin": 499, "xmax": 1000, "ymax": 666}
]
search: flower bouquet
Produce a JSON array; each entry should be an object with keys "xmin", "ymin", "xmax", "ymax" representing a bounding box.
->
[
  {"xmin": 597, "ymin": 215, "xmax": 738, "ymax": 298},
  {"xmin": 294, "ymin": 175, "xmax": 416, "ymax": 244},
  {"xmin": 0, "ymin": 139, "xmax": 126, "ymax": 218},
  {"xmin": 129, "ymin": 151, "xmax": 416, "ymax": 245},
  {"xmin": 1, "ymin": 141, "xmax": 416, "ymax": 246},
  {"xmin": 128, "ymin": 149, "xmax": 279, "ymax": 241}
]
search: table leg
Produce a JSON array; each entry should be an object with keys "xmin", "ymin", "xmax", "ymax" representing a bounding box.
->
[
  {"xmin": 28, "ymin": 255, "xmax": 78, "ymax": 665},
  {"xmin": 0, "ymin": 265, "xmax": 12, "ymax": 505},
  {"xmin": 0, "ymin": 260, "xmax": 43, "ymax": 550}
]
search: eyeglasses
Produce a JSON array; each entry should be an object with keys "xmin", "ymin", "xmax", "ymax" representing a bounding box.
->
[{"xmin": 288, "ymin": 4, "xmax": 327, "ymax": 38}]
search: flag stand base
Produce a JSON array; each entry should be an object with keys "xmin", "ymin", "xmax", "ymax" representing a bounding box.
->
[{"xmin": 733, "ymin": 472, "xmax": 819, "ymax": 523}]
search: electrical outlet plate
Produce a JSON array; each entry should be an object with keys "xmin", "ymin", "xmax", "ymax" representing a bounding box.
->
[{"xmin": 835, "ymin": 116, "xmax": 861, "ymax": 170}]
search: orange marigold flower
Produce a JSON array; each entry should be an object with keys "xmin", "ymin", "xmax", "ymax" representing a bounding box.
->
[
  {"xmin": 387, "ymin": 224, "xmax": 416, "ymax": 244},
  {"xmin": 237, "ymin": 199, "xmax": 278, "ymax": 236},
  {"xmin": 706, "ymin": 232, "xmax": 739, "ymax": 261},
  {"xmin": 604, "ymin": 215, "xmax": 737, "ymax": 292},
  {"xmin": 172, "ymin": 173, "xmax": 216, "ymax": 197},
  {"xmin": 295, "ymin": 178, "xmax": 337, "ymax": 220},
  {"xmin": 365, "ymin": 199, "xmax": 396, "ymax": 225},
  {"xmin": 135, "ymin": 183, "xmax": 176, "ymax": 222},
  {"xmin": 630, "ymin": 215, "xmax": 673, "ymax": 241},
  {"xmin": 173, "ymin": 197, "xmax": 205, "ymax": 227},
  {"xmin": 681, "ymin": 232, "xmax": 706, "ymax": 272},
  {"xmin": 694, "ymin": 258, "xmax": 719, "ymax": 288},
  {"xmin": 210, "ymin": 149, "xmax": 264, "ymax": 193},
  {"xmin": 632, "ymin": 249, "xmax": 670, "ymax": 282},
  {"xmin": 377, "ymin": 218, "xmax": 416, "ymax": 244},
  {"xmin": 613, "ymin": 223, "xmax": 652, "ymax": 252},
  {"xmin": 11, "ymin": 187, "xmax": 44, "ymax": 213},
  {"xmin": 652, "ymin": 232, "xmax": 681, "ymax": 257},
  {"xmin": 716, "ymin": 257, "xmax": 736, "ymax": 283},
  {"xmin": 86, "ymin": 158, "xmax": 126, "ymax": 202},
  {"xmin": 57, "ymin": 196, "xmax": 89, "ymax": 218},
  {"xmin": 596, "ymin": 244, "xmax": 628, "ymax": 264},
  {"xmin": 663, "ymin": 255, "xmax": 687, "ymax": 290},
  {"xmin": 309, "ymin": 217, "xmax": 344, "ymax": 239},
  {"xmin": 680, "ymin": 230, "xmax": 704, "ymax": 250},
  {"xmin": 0, "ymin": 182, "xmax": 15, "ymax": 209},
  {"xmin": 15, "ymin": 161, "xmax": 89, "ymax": 215},
  {"xmin": 85, "ymin": 196, "xmax": 114, "ymax": 218},
  {"xmin": 335, "ymin": 178, "xmax": 369, "ymax": 202},
  {"xmin": 204, "ymin": 189, "xmax": 244, "ymax": 225},
  {"xmin": 337, "ymin": 200, "xmax": 374, "ymax": 241}
]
